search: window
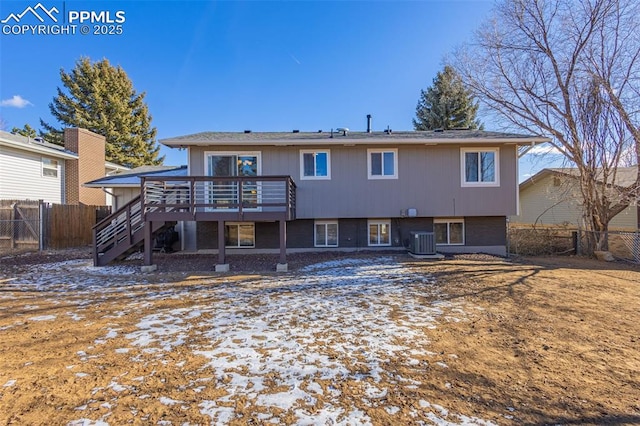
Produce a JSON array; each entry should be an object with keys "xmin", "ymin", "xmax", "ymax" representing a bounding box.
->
[
  {"xmin": 368, "ymin": 149, "xmax": 397, "ymax": 179},
  {"xmin": 300, "ymin": 150, "xmax": 330, "ymax": 179},
  {"xmin": 315, "ymin": 221, "xmax": 338, "ymax": 247},
  {"xmin": 434, "ymin": 219, "xmax": 464, "ymax": 245},
  {"xmin": 225, "ymin": 223, "xmax": 255, "ymax": 248},
  {"xmin": 368, "ymin": 220, "xmax": 391, "ymax": 246},
  {"xmin": 461, "ymin": 148, "xmax": 499, "ymax": 186},
  {"xmin": 42, "ymin": 158, "xmax": 59, "ymax": 178}
]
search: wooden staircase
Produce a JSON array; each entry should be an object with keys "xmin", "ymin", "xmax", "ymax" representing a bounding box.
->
[{"xmin": 92, "ymin": 196, "xmax": 171, "ymax": 266}]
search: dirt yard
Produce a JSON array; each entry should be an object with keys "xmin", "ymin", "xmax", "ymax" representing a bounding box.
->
[{"xmin": 0, "ymin": 250, "xmax": 638, "ymax": 425}]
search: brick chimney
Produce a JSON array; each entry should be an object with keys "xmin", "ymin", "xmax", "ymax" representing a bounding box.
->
[{"xmin": 64, "ymin": 128, "xmax": 106, "ymax": 205}]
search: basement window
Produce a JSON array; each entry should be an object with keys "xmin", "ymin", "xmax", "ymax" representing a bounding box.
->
[
  {"xmin": 434, "ymin": 218, "xmax": 465, "ymax": 245},
  {"xmin": 315, "ymin": 221, "xmax": 338, "ymax": 247},
  {"xmin": 225, "ymin": 223, "xmax": 255, "ymax": 248},
  {"xmin": 368, "ymin": 219, "xmax": 391, "ymax": 246}
]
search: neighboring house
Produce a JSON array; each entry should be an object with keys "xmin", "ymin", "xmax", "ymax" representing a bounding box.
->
[
  {"xmin": 0, "ymin": 128, "xmax": 128, "ymax": 205},
  {"xmin": 92, "ymin": 128, "xmax": 549, "ymax": 269},
  {"xmin": 85, "ymin": 165, "xmax": 188, "ymax": 210},
  {"xmin": 512, "ymin": 168, "xmax": 639, "ymax": 230}
]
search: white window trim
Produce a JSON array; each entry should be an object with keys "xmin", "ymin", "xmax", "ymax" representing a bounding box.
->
[
  {"xmin": 300, "ymin": 149, "xmax": 331, "ymax": 180},
  {"xmin": 314, "ymin": 220, "xmax": 339, "ymax": 247},
  {"xmin": 367, "ymin": 149, "xmax": 398, "ymax": 180},
  {"xmin": 203, "ymin": 151, "xmax": 262, "ymax": 212},
  {"xmin": 204, "ymin": 151, "xmax": 262, "ymax": 176},
  {"xmin": 42, "ymin": 157, "xmax": 59, "ymax": 178},
  {"xmin": 225, "ymin": 222, "xmax": 255, "ymax": 248},
  {"xmin": 434, "ymin": 218, "xmax": 465, "ymax": 245},
  {"xmin": 368, "ymin": 219, "xmax": 391, "ymax": 246},
  {"xmin": 460, "ymin": 147, "xmax": 500, "ymax": 187}
]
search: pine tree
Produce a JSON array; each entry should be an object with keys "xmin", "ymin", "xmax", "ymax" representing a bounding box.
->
[
  {"xmin": 413, "ymin": 66, "xmax": 482, "ymax": 131},
  {"xmin": 41, "ymin": 57, "xmax": 163, "ymax": 167},
  {"xmin": 11, "ymin": 124, "xmax": 38, "ymax": 138}
]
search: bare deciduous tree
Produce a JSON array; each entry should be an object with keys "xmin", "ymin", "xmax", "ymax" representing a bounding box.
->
[{"xmin": 452, "ymin": 0, "xmax": 640, "ymax": 250}]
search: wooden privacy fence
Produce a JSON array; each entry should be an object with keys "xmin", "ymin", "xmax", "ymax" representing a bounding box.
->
[
  {"xmin": 0, "ymin": 199, "xmax": 40, "ymax": 251},
  {"xmin": 0, "ymin": 200, "xmax": 110, "ymax": 252},
  {"xmin": 43, "ymin": 203, "xmax": 111, "ymax": 249}
]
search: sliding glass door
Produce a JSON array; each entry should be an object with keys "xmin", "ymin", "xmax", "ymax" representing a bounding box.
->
[{"xmin": 206, "ymin": 152, "xmax": 260, "ymax": 209}]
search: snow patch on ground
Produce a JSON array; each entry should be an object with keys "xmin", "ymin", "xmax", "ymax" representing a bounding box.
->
[{"xmin": 3, "ymin": 255, "xmax": 495, "ymax": 425}]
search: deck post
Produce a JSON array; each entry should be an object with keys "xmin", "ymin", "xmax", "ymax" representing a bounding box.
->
[
  {"xmin": 216, "ymin": 220, "xmax": 229, "ymax": 272},
  {"xmin": 277, "ymin": 219, "xmax": 288, "ymax": 272},
  {"xmin": 141, "ymin": 221, "xmax": 157, "ymax": 272}
]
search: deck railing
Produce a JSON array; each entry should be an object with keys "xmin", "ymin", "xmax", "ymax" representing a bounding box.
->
[{"xmin": 140, "ymin": 176, "xmax": 296, "ymax": 222}]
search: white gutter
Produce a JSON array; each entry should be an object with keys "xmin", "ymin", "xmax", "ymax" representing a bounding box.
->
[
  {"xmin": 0, "ymin": 139, "xmax": 78, "ymax": 159},
  {"xmin": 162, "ymin": 136, "xmax": 552, "ymax": 148}
]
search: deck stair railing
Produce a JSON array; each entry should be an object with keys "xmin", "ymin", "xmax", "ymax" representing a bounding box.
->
[{"xmin": 92, "ymin": 196, "xmax": 170, "ymax": 266}]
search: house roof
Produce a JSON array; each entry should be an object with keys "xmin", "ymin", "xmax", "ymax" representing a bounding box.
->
[
  {"xmin": 84, "ymin": 165, "xmax": 188, "ymax": 188},
  {"xmin": 0, "ymin": 130, "xmax": 78, "ymax": 159},
  {"xmin": 105, "ymin": 161, "xmax": 131, "ymax": 173},
  {"xmin": 161, "ymin": 130, "xmax": 551, "ymax": 148},
  {"xmin": 520, "ymin": 167, "xmax": 639, "ymax": 191},
  {"xmin": 0, "ymin": 130, "xmax": 130, "ymax": 173}
]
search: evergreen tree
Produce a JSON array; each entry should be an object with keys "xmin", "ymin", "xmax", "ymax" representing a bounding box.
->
[
  {"xmin": 413, "ymin": 66, "xmax": 482, "ymax": 131},
  {"xmin": 41, "ymin": 57, "xmax": 163, "ymax": 167},
  {"xmin": 11, "ymin": 124, "xmax": 38, "ymax": 138}
]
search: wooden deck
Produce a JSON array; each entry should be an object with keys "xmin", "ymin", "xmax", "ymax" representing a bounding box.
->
[{"xmin": 141, "ymin": 175, "xmax": 296, "ymax": 222}]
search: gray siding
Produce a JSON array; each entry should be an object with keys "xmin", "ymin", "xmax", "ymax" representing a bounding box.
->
[{"xmin": 189, "ymin": 144, "xmax": 518, "ymax": 219}]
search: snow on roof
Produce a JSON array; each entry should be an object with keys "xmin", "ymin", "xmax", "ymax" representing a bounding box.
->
[{"xmin": 84, "ymin": 165, "xmax": 188, "ymax": 188}]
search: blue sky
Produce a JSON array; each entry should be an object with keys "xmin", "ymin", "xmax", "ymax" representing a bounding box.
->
[{"xmin": 0, "ymin": 0, "xmax": 556, "ymax": 178}]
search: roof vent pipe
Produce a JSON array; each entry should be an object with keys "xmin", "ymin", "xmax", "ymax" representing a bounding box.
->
[{"xmin": 366, "ymin": 114, "xmax": 372, "ymax": 133}]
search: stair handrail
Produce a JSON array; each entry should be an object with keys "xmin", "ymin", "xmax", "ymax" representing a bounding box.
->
[{"xmin": 93, "ymin": 196, "xmax": 143, "ymax": 265}]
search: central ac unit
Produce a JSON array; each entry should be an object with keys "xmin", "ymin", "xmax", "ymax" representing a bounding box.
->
[{"xmin": 409, "ymin": 231, "xmax": 436, "ymax": 255}]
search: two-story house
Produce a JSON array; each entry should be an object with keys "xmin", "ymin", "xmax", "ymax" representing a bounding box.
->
[
  {"xmin": 92, "ymin": 128, "xmax": 549, "ymax": 270},
  {"xmin": 0, "ymin": 128, "xmax": 128, "ymax": 205}
]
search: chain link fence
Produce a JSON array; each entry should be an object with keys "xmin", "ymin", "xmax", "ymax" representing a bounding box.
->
[
  {"xmin": 508, "ymin": 224, "xmax": 576, "ymax": 256},
  {"xmin": 577, "ymin": 230, "xmax": 640, "ymax": 262},
  {"xmin": 508, "ymin": 223, "xmax": 640, "ymax": 263}
]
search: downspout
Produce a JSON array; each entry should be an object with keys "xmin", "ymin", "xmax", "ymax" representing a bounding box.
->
[
  {"xmin": 518, "ymin": 141, "xmax": 537, "ymax": 158},
  {"xmin": 101, "ymin": 188, "xmax": 117, "ymax": 210},
  {"xmin": 101, "ymin": 188, "xmax": 116, "ymax": 198}
]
